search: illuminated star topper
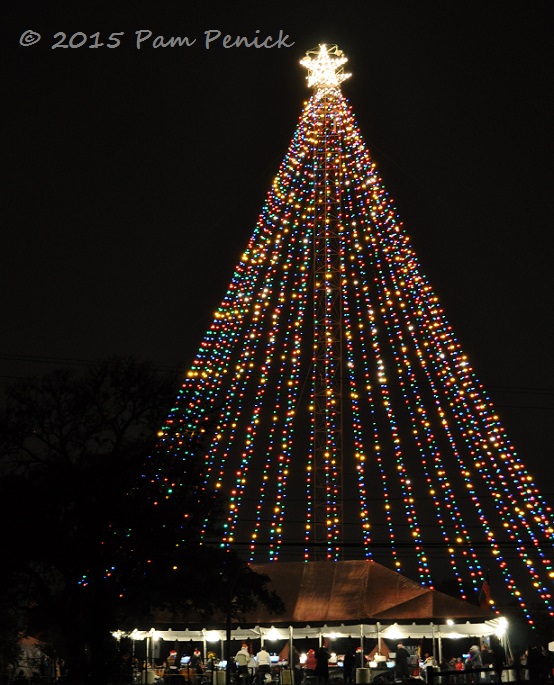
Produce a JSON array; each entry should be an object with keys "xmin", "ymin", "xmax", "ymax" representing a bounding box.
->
[{"xmin": 300, "ymin": 44, "xmax": 351, "ymax": 90}]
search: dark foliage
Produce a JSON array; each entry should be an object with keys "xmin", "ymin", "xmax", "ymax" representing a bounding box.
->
[{"xmin": 0, "ymin": 357, "xmax": 282, "ymax": 685}]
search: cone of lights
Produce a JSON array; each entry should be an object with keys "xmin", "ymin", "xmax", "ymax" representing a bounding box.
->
[{"xmin": 156, "ymin": 45, "xmax": 553, "ymax": 624}]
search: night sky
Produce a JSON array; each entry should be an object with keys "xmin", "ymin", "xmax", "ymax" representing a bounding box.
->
[{"xmin": 3, "ymin": 2, "xmax": 553, "ymax": 500}]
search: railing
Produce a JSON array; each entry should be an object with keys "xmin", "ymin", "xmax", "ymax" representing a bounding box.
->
[{"xmin": 425, "ymin": 665, "xmax": 539, "ymax": 685}]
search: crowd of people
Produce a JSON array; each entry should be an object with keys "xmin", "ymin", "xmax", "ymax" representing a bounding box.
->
[
  {"xmin": 518, "ymin": 645, "xmax": 554, "ymax": 683},
  {"xmin": 138, "ymin": 639, "xmax": 553, "ymax": 685},
  {"xmin": 148, "ymin": 643, "xmax": 337, "ymax": 685},
  {"xmin": 392, "ymin": 642, "xmax": 500, "ymax": 683},
  {"xmin": 442, "ymin": 643, "xmax": 507, "ymax": 683},
  {"xmin": 234, "ymin": 643, "xmax": 326, "ymax": 685},
  {"xmin": 393, "ymin": 639, "xmax": 554, "ymax": 683}
]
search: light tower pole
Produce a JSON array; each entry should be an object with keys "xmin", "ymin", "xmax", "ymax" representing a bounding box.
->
[{"xmin": 301, "ymin": 45, "xmax": 351, "ymax": 560}]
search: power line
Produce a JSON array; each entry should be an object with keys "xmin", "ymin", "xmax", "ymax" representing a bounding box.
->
[{"xmin": 0, "ymin": 353, "xmax": 552, "ymax": 396}]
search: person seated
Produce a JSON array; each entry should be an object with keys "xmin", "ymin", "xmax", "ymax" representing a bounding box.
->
[
  {"xmin": 205, "ymin": 652, "xmax": 218, "ymax": 673},
  {"xmin": 305, "ymin": 649, "xmax": 316, "ymax": 675}
]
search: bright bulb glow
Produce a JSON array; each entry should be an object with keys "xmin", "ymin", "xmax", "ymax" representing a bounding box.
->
[
  {"xmin": 495, "ymin": 616, "xmax": 509, "ymax": 636},
  {"xmin": 266, "ymin": 627, "xmax": 281, "ymax": 641},
  {"xmin": 385, "ymin": 624, "xmax": 403, "ymax": 640},
  {"xmin": 300, "ymin": 44, "xmax": 351, "ymax": 90}
]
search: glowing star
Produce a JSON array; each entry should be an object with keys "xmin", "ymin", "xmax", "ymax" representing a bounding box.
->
[{"xmin": 300, "ymin": 44, "xmax": 351, "ymax": 90}]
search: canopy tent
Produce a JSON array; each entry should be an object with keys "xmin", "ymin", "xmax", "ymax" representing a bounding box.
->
[
  {"xmin": 121, "ymin": 620, "xmax": 504, "ymax": 644},
  {"xmin": 116, "ymin": 561, "xmax": 505, "ymax": 653},
  {"xmin": 245, "ymin": 561, "xmax": 494, "ymax": 623},
  {"xmin": 119, "ymin": 620, "xmax": 505, "ymax": 675}
]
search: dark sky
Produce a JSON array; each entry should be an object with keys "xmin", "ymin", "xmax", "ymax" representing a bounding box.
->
[{"xmin": 3, "ymin": 1, "xmax": 553, "ymax": 497}]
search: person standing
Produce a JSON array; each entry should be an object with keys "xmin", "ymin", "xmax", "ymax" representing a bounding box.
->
[
  {"xmin": 422, "ymin": 655, "xmax": 437, "ymax": 683},
  {"xmin": 527, "ymin": 645, "xmax": 542, "ymax": 683},
  {"xmin": 256, "ymin": 647, "xmax": 271, "ymax": 685},
  {"xmin": 540, "ymin": 646, "xmax": 551, "ymax": 683},
  {"xmin": 291, "ymin": 646, "xmax": 302, "ymax": 685},
  {"xmin": 205, "ymin": 652, "xmax": 218, "ymax": 676},
  {"xmin": 190, "ymin": 649, "xmax": 204, "ymax": 684},
  {"xmin": 236, "ymin": 645, "xmax": 251, "ymax": 683},
  {"xmin": 481, "ymin": 645, "xmax": 492, "ymax": 683},
  {"xmin": 354, "ymin": 648, "xmax": 366, "ymax": 670},
  {"xmin": 314, "ymin": 647, "xmax": 330, "ymax": 685},
  {"xmin": 395, "ymin": 643, "xmax": 410, "ymax": 680},
  {"xmin": 454, "ymin": 657, "xmax": 465, "ymax": 684},
  {"xmin": 490, "ymin": 638, "xmax": 506, "ymax": 683},
  {"xmin": 342, "ymin": 648, "xmax": 355, "ymax": 685},
  {"xmin": 465, "ymin": 646, "xmax": 482, "ymax": 683}
]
